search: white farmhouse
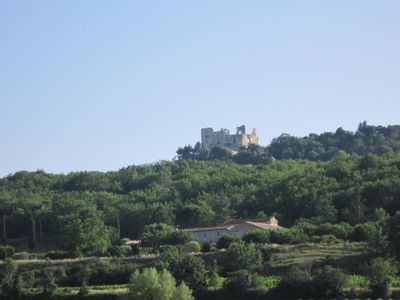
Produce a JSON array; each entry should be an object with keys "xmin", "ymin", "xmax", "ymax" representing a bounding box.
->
[{"xmin": 182, "ymin": 216, "xmax": 280, "ymax": 244}]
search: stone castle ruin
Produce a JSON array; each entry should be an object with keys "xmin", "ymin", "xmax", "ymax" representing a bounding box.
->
[{"xmin": 201, "ymin": 125, "xmax": 259, "ymax": 151}]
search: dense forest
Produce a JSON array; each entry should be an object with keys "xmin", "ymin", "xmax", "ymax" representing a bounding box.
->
[
  {"xmin": 1, "ymin": 150, "xmax": 400, "ymax": 245},
  {"xmin": 0, "ymin": 122, "xmax": 400, "ymax": 299}
]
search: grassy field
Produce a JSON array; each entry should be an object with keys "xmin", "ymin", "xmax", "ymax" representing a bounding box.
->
[{"xmin": 267, "ymin": 242, "xmax": 366, "ymax": 271}]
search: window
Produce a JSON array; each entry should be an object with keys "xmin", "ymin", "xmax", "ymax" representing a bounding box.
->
[
  {"xmin": 217, "ymin": 231, "xmax": 221, "ymax": 236},
  {"xmin": 203, "ymin": 232, "xmax": 208, "ymax": 238}
]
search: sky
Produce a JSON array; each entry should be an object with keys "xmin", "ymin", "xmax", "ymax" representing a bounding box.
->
[{"xmin": 0, "ymin": 1, "xmax": 399, "ymax": 177}]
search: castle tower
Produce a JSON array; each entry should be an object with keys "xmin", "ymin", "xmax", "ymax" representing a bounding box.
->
[{"xmin": 201, "ymin": 125, "xmax": 259, "ymax": 151}]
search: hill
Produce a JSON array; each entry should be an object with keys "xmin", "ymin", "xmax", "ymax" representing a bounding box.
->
[{"xmin": 177, "ymin": 122, "xmax": 400, "ymax": 163}]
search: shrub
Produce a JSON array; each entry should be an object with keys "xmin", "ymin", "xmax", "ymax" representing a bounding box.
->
[
  {"xmin": 293, "ymin": 221, "xmax": 318, "ymax": 236},
  {"xmin": 131, "ymin": 244, "xmax": 140, "ymax": 256},
  {"xmin": 201, "ymin": 242, "xmax": 211, "ymax": 253},
  {"xmin": 206, "ymin": 272, "xmax": 225, "ymax": 290},
  {"xmin": 315, "ymin": 223, "xmax": 353, "ymax": 240},
  {"xmin": 225, "ymin": 270, "xmax": 262, "ymax": 292},
  {"xmin": 166, "ymin": 230, "xmax": 193, "ymax": 245},
  {"xmin": 242, "ymin": 229, "xmax": 270, "ymax": 244},
  {"xmin": 12, "ymin": 252, "xmax": 29, "ymax": 260},
  {"xmin": 45, "ymin": 250, "xmax": 77, "ymax": 259},
  {"xmin": 0, "ymin": 245, "xmax": 15, "ymax": 260},
  {"xmin": 140, "ymin": 223, "xmax": 176, "ymax": 247},
  {"xmin": 312, "ymin": 265, "xmax": 347, "ymax": 298},
  {"xmin": 392, "ymin": 276, "xmax": 400, "ymax": 287},
  {"xmin": 216, "ymin": 234, "xmax": 240, "ymax": 249},
  {"xmin": 77, "ymin": 284, "xmax": 89, "ymax": 297},
  {"xmin": 138, "ymin": 247, "xmax": 158, "ymax": 256},
  {"xmin": 210, "ymin": 243, "xmax": 218, "ymax": 252},
  {"xmin": 351, "ymin": 222, "xmax": 378, "ymax": 241},
  {"xmin": 274, "ymin": 267, "xmax": 311, "ymax": 298},
  {"xmin": 311, "ymin": 234, "xmax": 342, "ymax": 244},
  {"xmin": 346, "ymin": 275, "xmax": 369, "ymax": 289},
  {"xmin": 181, "ymin": 240, "xmax": 201, "ymax": 253},
  {"xmin": 269, "ymin": 228, "xmax": 308, "ymax": 244},
  {"xmin": 108, "ymin": 245, "xmax": 132, "ymax": 257},
  {"xmin": 256, "ymin": 244, "xmax": 274, "ymax": 262},
  {"xmin": 263, "ymin": 276, "xmax": 281, "ymax": 289}
]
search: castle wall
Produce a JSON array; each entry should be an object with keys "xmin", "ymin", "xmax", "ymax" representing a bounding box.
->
[{"xmin": 201, "ymin": 125, "xmax": 259, "ymax": 151}]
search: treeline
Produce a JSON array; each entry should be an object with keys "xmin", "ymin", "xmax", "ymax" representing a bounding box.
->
[
  {"xmin": 0, "ymin": 151, "xmax": 400, "ymax": 255},
  {"xmin": 176, "ymin": 122, "xmax": 400, "ymax": 163}
]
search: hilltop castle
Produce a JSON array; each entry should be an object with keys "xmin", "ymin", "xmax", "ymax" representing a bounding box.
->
[{"xmin": 201, "ymin": 125, "xmax": 259, "ymax": 151}]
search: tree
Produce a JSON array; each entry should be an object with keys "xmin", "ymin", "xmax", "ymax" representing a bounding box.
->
[
  {"xmin": 312, "ymin": 265, "xmax": 347, "ymax": 298},
  {"xmin": 0, "ymin": 191, "xmax": 15, "ymax": 245},
  {"xmin": 366, "ymin": 257, "xmax": 398, "ymax": 299},
  {"xmin": 140, "ymin": 223, "xmax": 176, "ymax": 247},
  {"xmin": 216, "ymin": 233, "xmax": 241, "ymax": 249},
  {"xmin": 275, "ymin": 267, "xmax": 311, "ymax": 298},
  {"xmin": 157, "ymin": 245, "xmax": 181, "ymax": 270},
  {"xmin": 173, "ymin": 255, "xmax": 206, "ymax": 291},
  {"xmin": 56, "ymin": 206, "xmax": 110, "ymax": 255},
  {"xmin": 388, "ymin": 211, "xmax": 400, "ymax": 259},
  {"xmin": 176, "ymin": 142, "xmax": 207, "ymax": 161},
  {"xmin": 176, "ymin": 203, "xmax": 215, "ymax": 227},
  {"xmin": 225, "ymin": 269, "xmax": 259, "ymax": 292},
  {"xmin": 243, "ymin": 229, "xmax": 271, "ymax": 244},
  {"xmin": 41, "ymin": 266, "xmax": 58, "ymax": 298},
  {"xmin": 173, "ymin": 282, "xmax": 194, "ymax": 300},
  {"xmin": 209, "ymin": 145, "xmax": 233, "ymax": 161},
  {"xmin": 0, "ymin": 259, "xmax": 21, "ymax": 300},
  {"xmin": 128, "ymin": 268, "xmax": 194, "ymax": 300},
  {"xmin": 225, "ymin": 241, "xmax": 263, "ymax": 272},
  {"xmin": 76, "ymin": 262, "xmax": 91, "ymax": 297}
]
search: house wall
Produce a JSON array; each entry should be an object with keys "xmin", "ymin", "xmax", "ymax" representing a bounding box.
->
[
  {"xmin": 188, "ymin": 223, "xmax": 262, "ymax": 244},
  {"xmin": 190, "ymin": 228, "xmax": 229, "ymax": 244},
  {"xmin": 230, "ymin": 223, "xmax": 261, "ymax": 236}
]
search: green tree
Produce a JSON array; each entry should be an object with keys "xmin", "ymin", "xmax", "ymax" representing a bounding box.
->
[
  {"xmin": 141, "ymin": 223, "xmax": 176, "ymax": 247},
  {"xmin": 225, "ymin": 241, "xmax": 263, "ymax": 272},
  {"xmin": 366, "ymin": 257, "xmax": 398, "ymax": 299},
  {"xmin": 173, "ymin": 255, "xmax": 206, "ymax": 291},
  {"xmin": 41, "ymin": 266, "xmax": 57, "ymax": 298},
  {"xmin": 76, "ymin": 262, "xmax": 91, "ymax": 297},
  {"xmin": 276, "ymin": 267, "xmax": 311, "ymax": 298},
  {"xmin": 173, "ymin": 282, "xmax": 194, "ymax": 300},
  {"xmin": 0, "ymin": 259, "xmax": 21, "ymax": 300},
  {"xmin": 209, "ymin": 145, "xmax": 233, "ymax": 161},
  {"xmin": 312, "ymin": 265, "xmax": 347, "ymax": 298},
  {"xmin": 242, "ymin": 229, "xmax": 271, "ymax": 244},
  {"xmin": 388, "ymin": 211, "xmax": 400, "ymax": 259},
  {"xmin": 0, "ymin": 191, "xmax": 15, "ymax": 245},
  {"xmin": 176, "ymin": 203, "xmax": 215, "ymax": 227},
  {"xmin": 56, "ymin": 206, "xmax": 110, "ymax": 255},
  {"xmin": 128, "ymin": 267, "xmax": 194, "ymax": 300},
  {"xmin": 216, "ymin": 233, "xmax": 240, "ymax": 249}
]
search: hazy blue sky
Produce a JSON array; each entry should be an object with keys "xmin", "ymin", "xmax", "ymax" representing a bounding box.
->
[{"xmin": 1, "ymin": 1, "xmax": 399, "ymax": 176}]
